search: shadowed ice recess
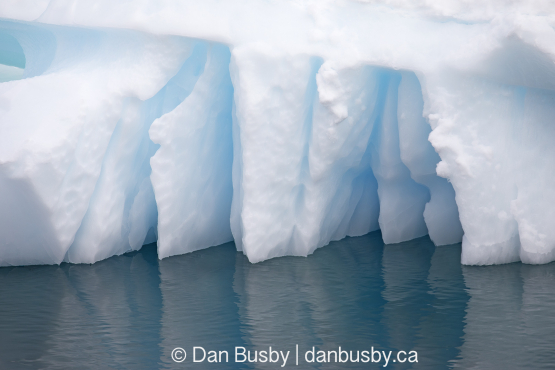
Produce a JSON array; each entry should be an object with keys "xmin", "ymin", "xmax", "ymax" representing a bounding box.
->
[
  {"xmin": 2, "ymin": 233, "xmax": 555, "ymax": 369},
  {"xmin": 1, "ymin": 3, "xmax": 555, "ymax": 266}
]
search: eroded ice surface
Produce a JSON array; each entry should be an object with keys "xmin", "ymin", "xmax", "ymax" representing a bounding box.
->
[{"xmin": 0, "ymin": 1, "xmax": 555, "ymax": 266}]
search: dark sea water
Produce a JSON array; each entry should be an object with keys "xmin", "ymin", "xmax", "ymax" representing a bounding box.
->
[{"xmin": 1, "ymin": 231, "xmax": 555, "ymax": 369}]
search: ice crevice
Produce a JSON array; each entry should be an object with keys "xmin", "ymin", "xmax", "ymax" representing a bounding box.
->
[{"xmin": 1, "ymin": 4, "xmax": 555, "ymax": 266}]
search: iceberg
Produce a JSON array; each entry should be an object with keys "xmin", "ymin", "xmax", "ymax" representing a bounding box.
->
[{"xmin": 0, "ymin": 1, "xmax": 554, "ymax": 266}]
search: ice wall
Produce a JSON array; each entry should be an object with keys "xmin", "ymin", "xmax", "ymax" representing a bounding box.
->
[
  {"xmin": 1, "ymin": 1, "xmax": 555, "ymax": 266},
  {"xmin": 150, "ymin": 44, "xmax": 235, "ymax": 260},
  {"xmin": 0, "ymin": 22, "xmax": 195, "ymax": 265}
]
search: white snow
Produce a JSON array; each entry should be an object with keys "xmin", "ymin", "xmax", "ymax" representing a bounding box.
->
[{"xmin": 0, "ymin": 0, "xmax": 555, "ymax": 266}]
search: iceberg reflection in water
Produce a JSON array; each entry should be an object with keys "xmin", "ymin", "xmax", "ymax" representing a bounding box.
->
[{"xmin": 1, "ymin": 232, "xmax": 554, "ymax": 369}]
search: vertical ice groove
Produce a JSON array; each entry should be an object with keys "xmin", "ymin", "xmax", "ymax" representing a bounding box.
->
[
  {"xmin": 150, "ymin": 43, "xmax": 235, "ymax": 260},
  {"xmin": 128, "ymin": 177, "xmax": 158, "ymax": 251},
  {"xmin": 230, "ymin": 98, "xmax": 245, "ymax": 252},
  {"xmin": 289, "ymin": 57, "xmax": 322, "ymax": 252},
  {"xmin": 67, "ymin": 95, "xmax": 156, "ymax": 263},
  {"xmin": 370, "ymin": 71, "xmax": 430, "ymax": 245},
  {"xmin": 229, "ymin": 45, "xmax": 317, "ymax": 262},
  {"xmin": 308, "ymin": 64, "xmax": 382, "ymax": 247},
  {"xmin": 397, "ymin": 71, "xmax": 463, "ymax": 246}
]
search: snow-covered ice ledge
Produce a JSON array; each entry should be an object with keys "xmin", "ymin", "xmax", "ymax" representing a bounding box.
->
[{"xmin": 1, "ymin": 1, "xmax": 555, "ymax": 266}]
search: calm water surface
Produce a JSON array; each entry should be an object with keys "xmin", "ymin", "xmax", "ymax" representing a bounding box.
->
[{"xmin": 1, "ymin": 231, "xmax": 554, "ymax": 369}]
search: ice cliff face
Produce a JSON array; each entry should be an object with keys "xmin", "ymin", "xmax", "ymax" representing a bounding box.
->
[{"xmin": 0, "ymin": 0, "xmax": 554, "ymax": 266}]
